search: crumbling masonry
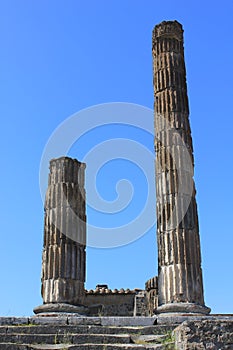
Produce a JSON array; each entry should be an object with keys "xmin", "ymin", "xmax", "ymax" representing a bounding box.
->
[{"xmin": 34, "ymin": 20, "xmax": 210, "ymax": 316}]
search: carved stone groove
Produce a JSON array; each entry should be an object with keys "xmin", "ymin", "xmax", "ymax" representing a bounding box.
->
[
  {"xmin": 153, "ymin": 21, "xmax": 210, "ymax": 314},
  {"xmin": 34, "ymin": 157, "xmax": 87, "ymax": 314}
]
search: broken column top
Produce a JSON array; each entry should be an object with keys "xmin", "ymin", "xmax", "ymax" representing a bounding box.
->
[
  {"xmin": 49, "ymin": 156, "xmax": 86, "ymax": 185},
  {"xmin": 50, "ymin": 156, "xmax": 86, "ymax": 168},
  {"xmin": 153, "ymin": 20, "xmax": 183, "ymax": 42}
]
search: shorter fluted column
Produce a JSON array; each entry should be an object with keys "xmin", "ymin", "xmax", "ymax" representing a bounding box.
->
[{"xmin": 34, "ymin": 156, "xmax": 87, "ymax": 314}]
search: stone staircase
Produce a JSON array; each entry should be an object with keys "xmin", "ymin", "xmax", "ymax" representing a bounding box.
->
[{"xmin": 0, "ymin": 317, "xmax": 176, "ymax": 350}]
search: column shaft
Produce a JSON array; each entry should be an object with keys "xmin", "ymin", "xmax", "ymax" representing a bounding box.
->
[
  {"xmin": 153, "ymin": 21, "xmax": 210, "ymax": 314},
  {"xmin": 41, "ymin": 157, "xmax": 86, "ymax": 306}
]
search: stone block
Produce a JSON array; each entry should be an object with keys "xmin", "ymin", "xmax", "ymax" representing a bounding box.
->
[
  {"xmin": 100, "ymin": 317, "xmax": 156, "ymax": 326},
  {"xmin": 0, "ymin": 317, "xmax": 29, "ymax": 326}
]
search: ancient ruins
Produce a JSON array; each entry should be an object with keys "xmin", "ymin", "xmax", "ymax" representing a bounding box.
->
[
  {"xmin": 153, "ymin": 21, "xmax": 210, "ymax": 315},
  {"xmin": 1, "ymin": 20, "xmax": 233, "ymax": 350},
  {"xmin": 34, "ymin": 20, "xmax": 210, "ymax": 317},
  {"xmin": 34, "ymin": 157, "xmax": 87, "ymax": 314}
]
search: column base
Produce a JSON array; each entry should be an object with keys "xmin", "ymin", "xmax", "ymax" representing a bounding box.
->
[
  {"xmin": 155, "ymin": 302, "xmax": 211, "ymax": 315},
  {"xmin": 33, "ymin": 303, "xmax": 88, "ymax": 316}
]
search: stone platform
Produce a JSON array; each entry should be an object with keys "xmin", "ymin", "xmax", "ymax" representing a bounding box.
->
[{"xmin": 0, "ymin": 315, "xmax": 232, "ymax": 349}]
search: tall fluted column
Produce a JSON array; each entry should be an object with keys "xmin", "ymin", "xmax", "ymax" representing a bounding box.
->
[
  {"xmin": 34, "ymin": 156, "xmax": 87, "ymax": 314},
  {"xmin": 153, "ymin": 21, "xmax": 210, "ymax": 314}
]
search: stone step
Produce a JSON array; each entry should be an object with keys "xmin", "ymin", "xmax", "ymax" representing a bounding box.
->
[
  {"xmin": 0, "ymin": 325, "xmax": 175, "ymax": 335},
  {"xmin": 131, "ymin": 334, "xmax": 167, "ymax": 343},
  {"xmin": 0, "ymin": 317, "xmax": 176, "ymax": 349},
  {"xmin": 0, "ymin": 343, "xmax": 173, "ymax": 350},
  {"xmin": 0, "ymin": 334, "xmax": 131, "ymax": 345},
  {"xmin": 0, "ymin": 317, "xmax": 158, "ymax": 327}
]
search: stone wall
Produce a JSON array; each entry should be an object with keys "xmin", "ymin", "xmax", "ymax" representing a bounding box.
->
[
  {"xmin": 84, "ymin": 279, "xmax": 159, "ymax": 316},
  {"xmin": 174, "ymin": 319, "xmax": 233, "ymax": 349},
  {"xmin": 85, "ymin": 289, "xmax": 136, "ymax": 316}
]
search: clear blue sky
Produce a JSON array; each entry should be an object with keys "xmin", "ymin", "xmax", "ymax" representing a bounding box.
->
[{"xmin": 0, "ymin": 0, "xmax": 232, "ymax": 316}]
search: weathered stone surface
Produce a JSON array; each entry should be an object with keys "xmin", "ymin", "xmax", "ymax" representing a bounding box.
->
[
  {"xmin": 100, "ymin": 317, "xmax": 156, "ymax": 326},
  {"xmin": 145, "ymin": 277, "xmax": 158, "ymax": 316},
  {"xmin": 0, "ymin": 324, "xmax": 178, "ymax": 335},
  {"xmin": 131, "ymin": 334, "xmax": 166, "ymax": 344},
  {"xmin": 29, "ymin": 345, "xmax": 169, "ymax": 350},
  {"xmin": 0, "ymin": 317, "xmax": 177, "ymax": 350},
  {"xmin": 155, "ymin": 303, "xmax": 210, "ymax": 315},
  {"xmin": 0, "ymin": 345, "xmax": 168, "ymax": 350},
  {"xmin": 0, "ymin": 333, "xmax": 132, "ymax": 345},
  {"xmin": 134, "ymin": 290, "xmax": 148, "ymax": 316},
  {"xmin": 33, "ymin": 303, "xmax": 88, "ymax": 315},
  {"xmin": 153, "ymin": 20, "xmax": 210, "ymax": 314},
  {"xmin": 84, "ymin": 292, "xmax": 136, "ymax": 316},
  {"xmin": 35, "ymin": 157, "xmax": 87, "ymax": 313},
  {"xmin": 174, "ymin": 319, "xmax": 233, "ymax": 349},
  {"xmin": 29, "ymin": 316, "xmax": 68, "ymax": 325},
  {"xmin": 0, "ymin": 317, "xmax": 29, "ymax": 326},
  {"xmin": 156, "ymin": 314, "xmax": 231, "ymax": 325},
  {"xmin": 68, "ymin": 316, "xmax": 101, "ymax": 325},
  {"xmin": 4, "ymin": 316, "xmax": 233, "ymax": 349}
]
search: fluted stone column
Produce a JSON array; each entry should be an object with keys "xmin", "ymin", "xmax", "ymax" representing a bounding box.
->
[
  {"xmin": 34, "ymin": 157, "xmax": 87, "ymax": 314},
  {"xmin": 153, "ymin": 21, "xmax": 210, "ymax": 314}
]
